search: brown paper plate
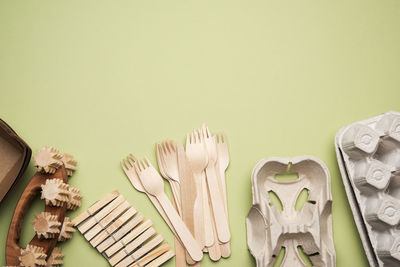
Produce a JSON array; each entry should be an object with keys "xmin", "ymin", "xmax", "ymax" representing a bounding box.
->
[{"xmin": 0, "ymin": 119, "xmax": 31, "ymax": 203}]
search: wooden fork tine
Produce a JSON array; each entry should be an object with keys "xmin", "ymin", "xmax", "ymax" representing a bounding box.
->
[
  {"xmin": 124, "ymin": 159, "xmax": 132, "ymax": 169},
  {"xmin": 156, "ymin": 144, "xmax": 163, "ymax": 162},
  {"xmin": 160, "ymin": 142, "xmax": 167, "ymax": 154},
  {"xmin": 127, "ymin": 158, "xmax": 135, "ymax": 168},
  {"xmin": 140, "ymin": 159, "xmax": 146, "ymax": 169},
  {"xmin": 145, "ymin": 157, "xmax": 152, "ymax": 168},
  {"xmin": 191, "ymin": 132, "xmax": 195, "ymax": 144},
  {"xmin": 199, "ymin": 127, "xmax": 206, "ymax": 139},
  {"xmin": 121, "ymin": 161, "xmax": 128, "ymax": 173},
  {"xmin": 186, "ymin": 133, "xmax": 190, "ymax": 145},
  {"xmin": 206, "ymin": 126, "xmax": 212, "ymax": 137},
  {"xmin": 129, "ymin": 153, "xmax": 138, "ymax": 162},
  {"xmin": 141, "ymin": 159, "xmax": 147, "ymax": 169},
  {"xmin": 134, "ymin": 160, "xmax": 142, "ymax": 172},
  {"xmin": 168, "ymin": 140, "xmax": 175, "ymax": 152},
  {"xmin": 216, "ymin": 133, "xmax": 221, "ymax": 143}
]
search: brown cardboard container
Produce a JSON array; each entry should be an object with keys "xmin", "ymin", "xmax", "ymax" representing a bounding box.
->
[{"xmin": 0, "ymin": 119, "xmax": 31, "ymax": 202}]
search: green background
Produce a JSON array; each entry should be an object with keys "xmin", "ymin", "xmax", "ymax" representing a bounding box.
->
[{"xmin": 0, "ymin": 0, "xmax": 399, "ymax": 266}]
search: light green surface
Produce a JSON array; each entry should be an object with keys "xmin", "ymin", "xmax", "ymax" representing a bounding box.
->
[{"xmin": 0, "ymin": 0, "xmax": 399, "ymax": 266}]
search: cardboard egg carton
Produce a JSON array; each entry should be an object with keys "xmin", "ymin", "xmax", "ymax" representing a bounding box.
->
[
  {"xmin": 72, "ymin": 191, "xmax": 174, "ymax": 267},
  {"xmin": 335, "ymin": 111, "xmax": 400, "ymax": 267},
  {"xmin": 246, "ymin": 156, "xmax": 336, "ymax": 267}
]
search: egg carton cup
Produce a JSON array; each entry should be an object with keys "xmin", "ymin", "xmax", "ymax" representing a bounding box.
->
[
  {"xmin": 335, "ymin": 111, "xmax": 400, "ymax": 267},
  {"xmin": 246, "ymin": 156, "xmax": 336, "ymax": 267}
]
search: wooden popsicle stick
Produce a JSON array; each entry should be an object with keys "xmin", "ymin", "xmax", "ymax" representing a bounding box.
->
[
  {"xmin": 108, "ymin": 227, "xmax": 156, "ymax": 265},
  {"xmin": 72, "ymin": 191, "xmax": 119, "ymax": 226},
  {"xmin": 84, "ymin": 201, "xmax": 130, "ymax": 241},
  {"xmin": 145, "ymin": 250, "xmax": 175, "ymax": 267},
  {"xmin": 205, "ymin": 166, "xmax": 230, "ymax": 243},
  {"xmin": 202, "ymin": 171, "xmax": 214, "ymax": 247},
  {"xmin": 78, "ymin": 195, "xmax": 125, "ymax": 233},
  {"xmin": 97, "ymin": 213, "xmax": 144, "ymax": 253},
  {"xmin": 116, "ymin": 235, "xmax": 163, "ymax": 267},
  {"xmin": 128, "ymin": 243, "xmax": 171, "ymax": 267},
  {"xmin": 90, "ymin": 207, "xmax": 137, "ymax": 247}
]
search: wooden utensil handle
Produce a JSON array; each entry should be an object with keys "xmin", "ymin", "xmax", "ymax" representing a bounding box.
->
[
  {"xmin": 6, "ymin": 167, "xmax": 68, "ymax": 266},
  {"xmin": 193, "ymin": 172, "xmax": 205, "ymax": 249},
  {"xmin": 202, "ymin": 171, "xmax": 214, "ymax": 247},
  {"xmin": 157, "ymin": 193, "xmax": 203, "ymax": 262},
  {"xmin": 147, "ymin": 193, "xmax": 178, "ymax": 237},
  {"xmin": 205, "ymin": 166, "xmax": 230, "ymax": 243}
]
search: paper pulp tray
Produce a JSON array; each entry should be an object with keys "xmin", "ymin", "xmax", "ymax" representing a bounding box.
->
[
  {"xmin": 335, "ymin": 111, "xmax": 400, "ymax": 267},
  {"xmin": 0, "ymin": 119, "xmax": 31, "ymax": 203},
  {"xmin": 246, "ymin": 156, "xmax": 336, "ymax": 267}
]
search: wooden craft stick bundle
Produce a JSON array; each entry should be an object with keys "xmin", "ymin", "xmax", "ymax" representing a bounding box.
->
[{"xmin": 72, "ymin": 191, "xmax": 174, "ymax": 267}]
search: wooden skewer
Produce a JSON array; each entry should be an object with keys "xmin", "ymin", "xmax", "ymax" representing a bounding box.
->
[
  {"xmin": 97, "ymin": 213, "xmax": 144, "ymax": 253},
  {"xmin": 72, "ymin": 190, "xmax": 119, "ymax": 226},
  {"xmin": 84, "ymin": 200, "xmax": 130, "ymax": 241},
  {"xmin": 105, "ymin": 219, "xmax": 152, "ymax": 257},
  {"xmin": 115, "ymin": 235, "xmax": 164, "ymax": 267},
  {"xmin": 90, "ymin": 207, "xmax": 137, "ymax": 247},
  {"xmin": 77, "ymin": 195, "xmax": 125, "ymax": 233},
  {"xmin": 109, "ymin": 227, "xmax": 156, "ymax": 266}
]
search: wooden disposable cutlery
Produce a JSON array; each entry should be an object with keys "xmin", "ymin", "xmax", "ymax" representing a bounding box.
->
[
  {"xmin": 201, "ymin": 125, "xmax": 231, "ymax": 244},
  {"xmin": 133, "ymin": 158, "xmax": 203, "ymax": 262},
  {"xmin": 156, "ymin": 141, "xmax": 187, "ymax": 267},
  {"xmin": 216, "ymin": 133, "xmax": 231, "ymax": 258},
  {"xmin": 121, "ymin": 156, "xmax": 177, "ymax": 237},
  {"xmin": 185, "ymin": 131, "xmax": 207, "ymax": 250},
  {"xmin": 121, "ymin": 124, "xmax": 231, "ymax": 266},
  {"xmin": 156, "ymin": 141, "xmax": 181, "ymax": 211}
]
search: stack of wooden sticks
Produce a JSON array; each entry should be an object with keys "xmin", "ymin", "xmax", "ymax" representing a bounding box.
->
[{"xmin": 122, "ymin": 124, "xmax": 230, "ymax": 266}]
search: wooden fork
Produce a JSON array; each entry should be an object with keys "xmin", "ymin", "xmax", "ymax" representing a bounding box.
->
[
  {"xmin": 185, "ymin": 130, "xmax": 208, "ymax": 250},
  {"xmin": 121, "ymin": 155, "xmax": 176, "ymax": 237},
  {"xmin": 216, "ymin": 133, "xmax": 231, "ymax": 258},
  {"xmin": 156, "ymin": 143, "xmax": 187, "ymax": 267},
  {"xmin": 134, "ymin": 158, "xmax": 203, "ymax": 262},
  {"xmin": 201, "ymin": 125, "xmax": 230, "ymax": 244},
  {"xmin": 156, "ymin": 141, "xmax": 181, "ymax": 210}
]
